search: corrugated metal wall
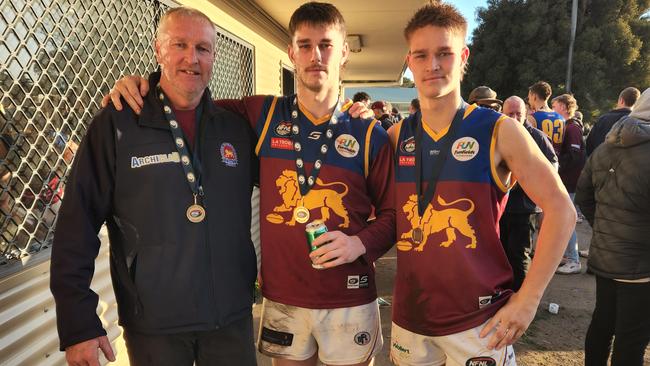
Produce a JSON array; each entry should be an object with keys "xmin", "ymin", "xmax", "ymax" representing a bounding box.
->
[{"xmin": 0, "ymin": 229, "xmax": 117, "ymax": 366}]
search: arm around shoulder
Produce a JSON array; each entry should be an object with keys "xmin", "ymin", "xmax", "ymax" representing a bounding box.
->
[{"xmin": 355, "ymin": 126, "xmax": 396, "ymax": 263}]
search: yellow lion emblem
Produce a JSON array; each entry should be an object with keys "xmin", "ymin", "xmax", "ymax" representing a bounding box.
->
[
  {"xmin": 265, "ymin": 170, "xmax": 350, "ymax": 227},
  {"xmin": 397, "ymin": 194, "xmax": 477, "ymax": 252}
]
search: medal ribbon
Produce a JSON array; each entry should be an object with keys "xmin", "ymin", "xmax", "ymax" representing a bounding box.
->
[
  {"xmin": 289, "ymin": 94, "xmax": 348, "ymax": 197},
  {"xmin": 414, "ymin": 102, "xmax": 466, "ymax": 218},
  {"xmin": 157, "ymin": 85, "xmax": 205, "ymax": 206}
]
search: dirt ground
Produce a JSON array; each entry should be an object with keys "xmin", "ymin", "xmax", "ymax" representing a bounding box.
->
[{"xmin": 252, "ymin": 220, "xmax": 650, "ymax": 366}]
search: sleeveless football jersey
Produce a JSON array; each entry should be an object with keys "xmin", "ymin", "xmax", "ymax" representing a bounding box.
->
[
  {"xmin": 392, "ymin": 104, "xmax": 514, "ymax": 336},
  {"xmin": 531, "ymin": 110, "xmax": 565, "ymax": 154},
  {"xmin": 219, "ymin": 95, "xmax": 395, "ymax": 309}
]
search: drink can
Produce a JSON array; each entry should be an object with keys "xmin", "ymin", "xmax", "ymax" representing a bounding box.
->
[{"xmin": 305, "ymin": 220, "xmax": 327, "ymax": 269}]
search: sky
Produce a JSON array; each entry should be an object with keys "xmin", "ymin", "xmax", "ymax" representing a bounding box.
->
[{"xmin": 403, "ymin": 0, "xmax": 488, "ymax": 80}]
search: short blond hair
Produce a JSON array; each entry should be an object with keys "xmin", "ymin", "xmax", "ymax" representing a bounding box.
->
[{"xmin": 552, "ymin": 94, "xmax": 578, "ymax": 116}]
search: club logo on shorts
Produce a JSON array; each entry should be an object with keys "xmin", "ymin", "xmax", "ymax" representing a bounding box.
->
[
  {"xmin": 275, "ymin": 121, "xmax": 292, "ymax": 136},
  {"xmin": 347, "ymin": 275, "xmax": 369, "ymax": 289},
  {"xmin": 400, "ymin": 136, "xmax": 416, "ymax": 154},
  {"xmin": 354, "ymin": 331, "xmax": 371, "ymax": 346},
  {"xmin": 466, "ymin": 356, "xmax": 496, "ymax": 366},
  {"xmin": 478, "ymin": 295, "xmax": 492, "ymax": 309},
  {"xmin": 335, "ymin": 134, "xmax": 359, "ymax": 158},
  {"xmin": 451, "ymin": 137, "xmax": 479, "ymax": 161},
  {"xmin": 220, "ymin": 143, "xmax": 238, "ymax": 167}
]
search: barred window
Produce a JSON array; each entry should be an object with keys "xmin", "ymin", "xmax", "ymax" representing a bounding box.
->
[{"xmin": 0, "ymin": 0, "xmax": 254, "ymax": 273}]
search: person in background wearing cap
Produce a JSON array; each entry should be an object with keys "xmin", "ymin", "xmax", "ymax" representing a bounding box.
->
[
  {"xmin": 499, "ymin": 96, "xmax": 557, "ymax": 291},
  {"xmin": 468, "ymin": 85, "xmax": 503, "ymax": 112},
  {"xmin": 527, "ymin": 81, "xmax": 565, "ymax": 155},
  {"xmin": 372, "ymin": 100, "xmax": 396, "ymax": 130}
]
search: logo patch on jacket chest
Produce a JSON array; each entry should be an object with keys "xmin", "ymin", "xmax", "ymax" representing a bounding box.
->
[
  {"xmin": 131, "ymin": 152, "xmax": 180, "ymax": 168},
  {"xmin": 220, "ymin": 142, "xmax": 238, "ymax": 167}
]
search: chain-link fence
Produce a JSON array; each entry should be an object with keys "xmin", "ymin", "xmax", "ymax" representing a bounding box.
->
[{"xmin": 0, "ymin": 0, "xmax": 254, "ymax": 272}]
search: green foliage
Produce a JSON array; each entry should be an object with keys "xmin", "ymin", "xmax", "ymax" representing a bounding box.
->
[
  {"xmin": 402, "ymin": 76, "xmax": 415, "ymax": 88},
  {"xmin": 463, "ymin": 0, "xmax": 650, "ymax": 120}
]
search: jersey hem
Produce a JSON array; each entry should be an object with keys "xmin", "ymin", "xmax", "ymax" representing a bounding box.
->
[
  {"xmin": 392, "ymin": 295, "xmax": 510, "ymax": 337},
  {"xmin": 261, "ymin": 293, "xmax": 378, "ymax": 310}
]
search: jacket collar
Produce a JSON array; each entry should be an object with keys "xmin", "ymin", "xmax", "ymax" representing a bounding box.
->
[
  {"xmin": 610, "ymin": 107, "xmax": 632, "ymax": 114},
  {"xmin": 137, "ymin": 71, "xmax": 220, "ymax": 130}
]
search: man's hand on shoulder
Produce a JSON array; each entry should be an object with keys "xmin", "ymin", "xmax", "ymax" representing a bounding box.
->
[
  {"xmin": 65, "ymin": 335, "xmax": 115, "ymax": 366},
  {"xmin": 100, "ymin": 75, "xmax": 149, "ymax": 114},
  {"xmin": 347, "ymin": 99, "xmax": 373, "ymax": 119}
]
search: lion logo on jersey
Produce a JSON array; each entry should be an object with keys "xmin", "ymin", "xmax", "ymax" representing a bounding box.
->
[
  {"xmin": 396, "ymin": 194, "xmax": 477, "ymax": 252},
  {"xmin": 265, "ymin": 170, "xmax": 350, "ymax": 227}
]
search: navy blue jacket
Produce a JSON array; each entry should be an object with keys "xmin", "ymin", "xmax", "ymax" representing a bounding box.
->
[
  {"xmin": 585, "ymin": 108, "xmax": 631, "ymax": 156},
  {"xmin": 51, "ymin": 73, "xmax": 258, "ymax": 350}
]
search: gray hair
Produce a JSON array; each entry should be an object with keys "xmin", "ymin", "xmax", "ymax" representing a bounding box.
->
[{"xmin": 156, "ymin": 7, "xmax": 216, "ymax": 43}]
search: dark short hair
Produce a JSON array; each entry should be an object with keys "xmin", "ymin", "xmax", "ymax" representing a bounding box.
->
[
  {"xmin": 404, "ymin": 2, "xmax": 467, "ymax": 42},
  {"xmin": 619, "ymin": 87, "xmax": 641, "ymax": 107},
  {"xmin": 289, "ymin": 2, "xmax": 346, "ymax": 37},
  {"xmin": 353, "ymin": 92, "xmax": 370, "ymax": 103},
  {"xmin": 410, "ymin": 98, "xmax": 420, "ymax": 111},
  {"xmin": 529, "ymin": 81, "xmax": 552, "ymax": 101}
]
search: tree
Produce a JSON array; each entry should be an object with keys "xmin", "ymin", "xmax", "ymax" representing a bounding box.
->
[
  {"xmin": 402, "ymin": 76, "xmax": 415, "ymax": 88},
  {"xmin": 463, "ymin": 0, "xmax": 650, "ymax": 121}
]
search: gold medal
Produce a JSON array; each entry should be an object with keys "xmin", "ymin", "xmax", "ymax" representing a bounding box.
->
[
  {"xmin": 293, "ymin": 206, "xmax": 310, "ymax": 224},
  {"xmin": 187, "ymin": 194, "xmax": 205, "ymax": 223},
  {"xmin": 412, "ymin": 227, "xmax": 424, "ymax": 244},
  {"xmin": 187, "ymin": 204, "xmax": 206, "ymax": 223}
]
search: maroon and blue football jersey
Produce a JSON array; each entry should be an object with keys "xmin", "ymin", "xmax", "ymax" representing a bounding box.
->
[
  {"xmin": 392, "ymin": 104, "xmax": 514, "ymax": 336},
  {"xmin": 531, "ymin": 110, "xmax": 565, "ymax": 154},
  {"xmin": 216, "ymin": 95, "xmax": 395, "ymax": 309}
]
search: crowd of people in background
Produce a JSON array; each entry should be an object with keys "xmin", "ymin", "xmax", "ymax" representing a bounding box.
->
[
  {"xmin": 352, "ymin": 91, "xmax": 419, "ymax": 131},
  {"xmin": 462, "ymin": 82, "xmax": 649, "ymax": 366}
]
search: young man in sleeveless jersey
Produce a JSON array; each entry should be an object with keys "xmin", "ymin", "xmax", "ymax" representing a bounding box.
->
[
  {"xmin": 102, "ymin": 3, "xmax": 394, "ymax": 365},
  {"xmin": 527, "ymin": 81, "xmax": 565, "ymax": 155},
  {"xmin": 387, "ymin": 3, "xmax": 576, "ymax": 365}
]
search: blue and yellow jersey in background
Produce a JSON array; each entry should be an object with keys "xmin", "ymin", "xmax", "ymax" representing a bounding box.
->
[
  {"xmin": 392, "ymin": 104, "xmax": 514, "ymax": 336},
  {"xmin": 531, "ymin": 110, "xmax": 565, "ymax": 154},
  {"xmin": 216, "ymin": 95, "xmax": 395, "ymax": 309}
]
